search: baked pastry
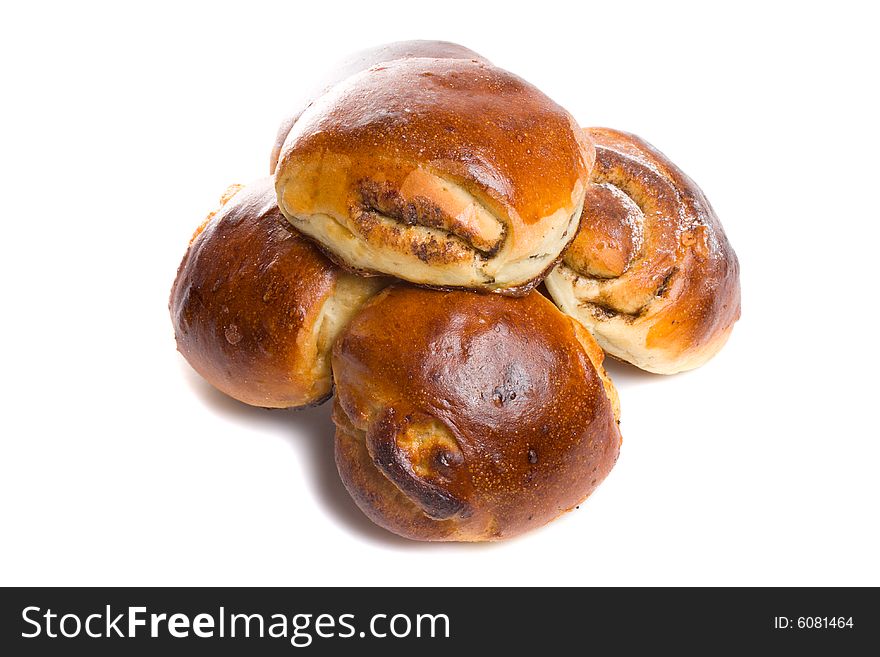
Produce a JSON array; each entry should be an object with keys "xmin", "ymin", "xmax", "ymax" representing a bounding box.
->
[
  {"xmin": 331, "ymin": 286, "xmax": 621, "ymax": 541},
  {"xmin": 274, "ymin": 57, "xmax": 594, "ymax": 295},
  {"xmin": 269, "ymin": 40, "xmax": 488, "ymax": 174},
  {"xmin": 545, "ymin": 128, "xmax": 741, "ymax": 374},
  {"xmin": 170, "ymin": 178, "xmax": 386, "ymax": 408}
]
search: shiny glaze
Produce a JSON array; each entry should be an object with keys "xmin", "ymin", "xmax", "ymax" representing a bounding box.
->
[
  {"xmin": 269, "ymin": 41, "xmax": 488, "ymax": 174},
  {"xmin": 552, "ymin": 128, "xmax": 741, "ymax": 371},
  {"xmin": 170, "ymin": 178, "xmax": 339, "ymax": 408},
  {"xmin": 331, "ymin": 286, "xmax": 621, "ymax": 541}
]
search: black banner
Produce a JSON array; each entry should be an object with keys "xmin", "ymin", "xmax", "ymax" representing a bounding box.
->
[{"xmin": 1, "ymin": 587, "xmax": 875, "ymax": 654}]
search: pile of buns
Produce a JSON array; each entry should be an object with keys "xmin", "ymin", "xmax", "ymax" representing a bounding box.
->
[{"xmin": 170, "ymin": 41, "xmax": 740, "ymax": 542}]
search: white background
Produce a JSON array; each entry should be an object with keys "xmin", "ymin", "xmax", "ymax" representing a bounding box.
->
[{"xmin": 2, "ymin": 1, "xmax": 878, "ymax": 586}]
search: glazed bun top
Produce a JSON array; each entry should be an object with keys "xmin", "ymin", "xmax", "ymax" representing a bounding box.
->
[
  {"xmin": 277, "ymin": 56, "xmax": 591, "ymax": 231},
  {"xmin": 269, "ymin": 40, "xmax": 489, "ymax": 174}
]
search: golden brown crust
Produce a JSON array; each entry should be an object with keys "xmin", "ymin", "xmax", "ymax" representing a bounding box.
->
[
  {"xmin": 331, "ymin": 286, "xmax": 622, "ymax": 541},
  {"xmin": 169, "ymin": 178, "xmax": 384, "ymax": 408},
  {"xmin": 546, "ymin": 128, "xmax": 741, "ymax": 374},
  {"xmin": 275, "ymin": 57, "xmax": 592, "ymax": 293},
  {"xmin": 269, "ymin": 41, "xmax": 489, "ymax": 174}
]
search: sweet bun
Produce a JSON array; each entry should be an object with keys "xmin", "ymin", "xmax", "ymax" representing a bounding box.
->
[
  {"xmin": 170, "ymin": 178, "xmax": 386, "ymax": 408},
  {"xmin": 545, "ymin": 128, "xmax": 741, "ymax": 374},
  {"xmin": 269, "ymin": 40, "xmax": 488, "ymax": 174},
  {"xmin": 274, "ymin": 58, "xmax": 594, "ymax": 295},
  {"xmin": 331, "ymin": 286, "xmax": 621, "ymax": 541}
]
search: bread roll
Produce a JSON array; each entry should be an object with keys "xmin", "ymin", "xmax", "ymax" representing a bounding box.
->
[
  {"xmin": 545, "ymin": 128, "xmax": 741, "ymax": 374},
  {"xmin": 274, "ymin": 58, "xmax": 593, "ymax": 295},
  {"xmin": 269, "ymin": 40, "xmax": 488, "ymax": 174},
  {"xmin": 170, "ymin": 178, "xmax": 386, "ymax": 408},
  {"xmin": 331, "ymin": 286, "xmax": 621, "ymax": 541}
]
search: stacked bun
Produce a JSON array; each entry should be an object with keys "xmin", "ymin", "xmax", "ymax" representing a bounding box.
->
[
  {"xmin": 170, "ymin": 178, "xmax": 387, "ymax": 408},
  {"xmin": 332, "ymin": 287, "xmax": 620, "ymax": 541},
  {"xmin": 545, "ymin": 128, "xmax": 741, "ymax": 373},
  {"xmin": 170, "ymin": 41, "xmax": 740, "ymax": 541}
]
